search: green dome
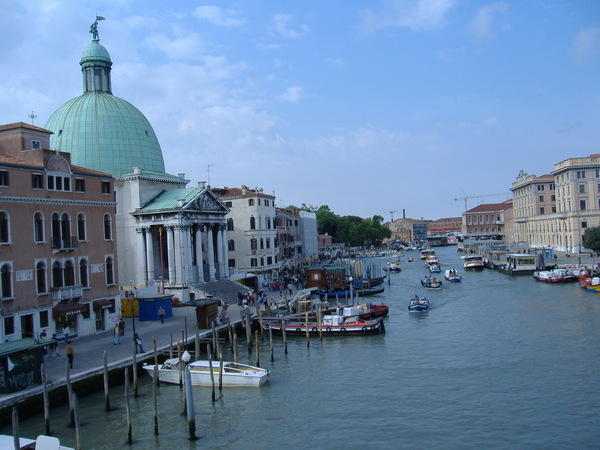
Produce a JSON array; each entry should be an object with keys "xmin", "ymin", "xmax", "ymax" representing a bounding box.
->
[
  {"xmin": 45, "ymin": 93, "xmax": 165, "ymax": 177},
  {"xmin": 44, "ymin": 33, "xmax": 165, "ymax": 177}
]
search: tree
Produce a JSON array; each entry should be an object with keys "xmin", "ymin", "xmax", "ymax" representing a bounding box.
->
[{"xmin": 583, "ymin": 226, "xmax": 600, "ymax": 253}]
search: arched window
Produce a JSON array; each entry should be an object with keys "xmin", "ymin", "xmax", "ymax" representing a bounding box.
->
[
  {"xmin": 250, "ymin": 216, "xmax": 256, "ymax": 230},
  {"xmin": 260, "ymin": 238, "xmax": 264, "ymax": 249},
  {"xmin": 51, "ymin": 213, "xmax": 61, "ymax": 249},
  {"xmin": 267, "ymin": 217, "xmax": 271, "ymax": 229},
  {"xmin": 248, "ymin": 199, "xmax": 254, "ymax": 206},
  {"xmin": 34, "ymin": 212, "xmax": 44, "ymax": 243},
  {"xmin": 0, "ymin": 211, "xmax": 9, "ymax": 243},
  {"xmin": 1, "ymin": 263, "xmax": 12, "ymax": 298},
  {"xmin": 52, "ymin": 261, "xmax": 63, "ymax": 288},
  {"xmin": 227, "ymin": 218, "xmax": 234, "ymax": 231},
  {"xmin": 61, "ymin": 213, "xmax": 71, "ymax": 248},
  {"xmin": 64, "ymin": 260, "xmax": 75, "ymax": 286},
  {"xmin": 250, "ymin": 238, "xmax": 257, "ymax": 250},
  {"xmin": 266, "ymin": 237, "xmax": 270, "ymax": 249},
  {"xmin": 228, "ymin": 240, "xmax": 235, "ymax": 251},
  {"xmin": 77, "ymin": 213, "xmax": 86, "ymax": 241},
  {"xmin": 79, "ymin": 259, "xmax": 89, "ymax": 288},
  {"xmin": 105, "ymin": 256, "xmax": 114, "ymax": 285},
  {"xmin": 104, "ymin": 214, "xmax": 112, "ymax": 240},
  {"xmin": 36, "ymin": 261, "xmax": 47, "ymax": 294}
]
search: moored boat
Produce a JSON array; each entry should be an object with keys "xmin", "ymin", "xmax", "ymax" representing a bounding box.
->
[
  {"xmin": 444, "ymin": 269, "xmax": 462, "ymax": 282},
  {"xmin": 342, "ymin": 303, "xmax": 389, "ymax": 320},
  {"xmin": 499, "ymin": 254, "xmax": 538, "ymax": 275},
  {"xmin": 383, "ymin": 261, "xmax": 401, "ymax": 272},
  {"xmin": 143, "ymin": 358, "xmax": 270, "ymax": 387},
  {"xmin": 408, "ymin": 295, "xmax": 429, "ymax": 311},
  {"xmin": 421, "ymin": 276, "xmax": 442, "ymax": 289},
  {"xmin": 0, "ymin": 435, "xmax": 74, "ymax": 450},
  {"xmin": 314, "ymin": 287, "xmax": 385, "ymax": 298},
  {"xmin": 264, "ymin": 315, "xmax": 384, "ymax": 335},
  {"xmin": 580, "ymin": 276, "xmax": 600, "ymax": 292},
  {"xmin": 462, "ymin": 254, "xmax": 484, "ymax": 270}
]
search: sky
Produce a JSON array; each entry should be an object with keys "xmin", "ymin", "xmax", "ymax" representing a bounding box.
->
[{"xmin": 1, "ymin": 1, "xmax": 600, "ymax": 222}]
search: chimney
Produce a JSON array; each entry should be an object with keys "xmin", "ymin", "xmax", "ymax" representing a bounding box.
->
[
  {"xmin": 178, "ymin": 173, "xmax": 185, "ymax": 179},
  {"xmin": 198, "ymin": 181, "xmax": 206, "ymax": 189},
  {"xmin": 241, "ymin": 185, "xmax": 247, "ymax": 195}
]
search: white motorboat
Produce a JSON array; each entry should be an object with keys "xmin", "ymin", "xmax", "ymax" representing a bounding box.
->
[
  {"xmin": 444, "ymin": 269, "xmax": 462, "ymax": 282},
  {"xmin": 0, "ymin": 434, "xmax": 74, "ymax": 449},
  {"xmin": 461, "ymin": 254, "xmax": 484, "ymax": 270},
  {"xmin": 143, "ymin": 358, "xmax": 269, "ymax": 387}
]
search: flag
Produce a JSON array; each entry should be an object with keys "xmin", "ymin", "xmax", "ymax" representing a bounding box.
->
[{"xmin": 96, "ymin": 15, "xmax": 106, "ymax": 21}]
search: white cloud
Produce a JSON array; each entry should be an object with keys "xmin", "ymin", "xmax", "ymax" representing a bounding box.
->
[
  {"xmin": 143, "ymin": 32, "xmax": 206, "ymax": 61},
  {"xmin": 193, "ymin": 6, "xmax": 246, "ymax": 27},
  {"xmin": 269, "ymin": 14, "xmax": 310, "ymax": 38},
  {"xmin": 571, "ymin": 26, "xmax": 600, "ymax": 63},
  {"xmin": 361, "ymin": 0, "xmax": 457, "ymax": 33},
  {"xmin": 470, "ymin": 2, "xmax": 509, "ymax": 40},
  {"xmin": 278, "ymin": 86, "xmax": 304, "ymax": 103},
  {"xmin": 482, "ymin": 117, "xmax": 498, "ymax": 126}
]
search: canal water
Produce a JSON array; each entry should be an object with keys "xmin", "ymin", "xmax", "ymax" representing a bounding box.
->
[{"xmin": 2, "ymin": 246, "xmax": 600, "ymax": 449}]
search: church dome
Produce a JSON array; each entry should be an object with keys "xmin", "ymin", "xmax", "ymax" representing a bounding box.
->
[{"xmin": 45, "ymin": 28, "xmax": 165, "ymax": 177}]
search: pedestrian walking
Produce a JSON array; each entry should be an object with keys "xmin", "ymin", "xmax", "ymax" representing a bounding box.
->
[
  {"xmin": 158, "ymin": 306, "xmax": 165, "ymax": 324},
  {"xmin": 49, "ymin": 334, "xmax": 60, "ymax": 357},
  {"xmin": 65, "ymin": 341, "xmax": 74, "ymax": 369},
  {"xmin": 118, "ymin": 318, "xmax": 125, "ymax": 336},
  {"xmin": 135, "ymin": 333, "xmax": 145, "ymax": 353},
  {"xmin": 114, "ymin": 324, "xmax": 121, "ymax": 344}
]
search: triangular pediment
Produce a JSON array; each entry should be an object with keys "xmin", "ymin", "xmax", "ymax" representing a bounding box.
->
[{"xmin": 184, "ymin": 188, "xmax": 229, "ymax": 213}]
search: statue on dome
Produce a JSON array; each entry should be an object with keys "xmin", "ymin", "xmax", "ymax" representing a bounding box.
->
[{"xmin": 90, "ymin": 15, "xmax": 106, "ymax": 41}]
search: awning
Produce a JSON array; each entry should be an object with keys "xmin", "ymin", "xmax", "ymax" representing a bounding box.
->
[
  {"xmin": 93, "ymin": 299, "xmax": 115, "ymax": 312},
  {"xmin": 52, "ymin": 303, "xmax": 88, "ymax": 319}
]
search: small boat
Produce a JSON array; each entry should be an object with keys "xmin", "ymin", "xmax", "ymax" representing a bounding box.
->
[
  {"xmin": 425, "ymin": 256, "xmax": 440, "ymax": 267},
  {"xmin": 342, "ymin": 303, "xmax": 389, "ymax": 320},
  {"xmin": 420, "ymin": 248, "xmax": 436, "ymax": 260},
  {"xmin": 143, "ymin": 358, "xmax": 269, "ymax": 387},
  {"xmin": 0, "ymin": 434, "xmax": 74, "ymax": 449},
  {"xmin": 352, "ymin": 276, "xmax": 386, "ymax": 288},
  {"xmin": 383, "ymin": 261, "xmax": 401, "ymax": 272},
  {"xmin": 580, "ymin": 277, "xmax": 600, "ymax": 292},
  {"xmin": 407, "ymin": 256, "xmax": 414, "ymax": 262},
  {"xmin": 462, "ymin": 254, "xmax": 485, "ymax": 270},
  {"xmin": 429, "ymin": 263, "xmax": 441, "ymax": 273},
  {"xmin": 408, "ymin": 295, "xmax": 429, "ymax": 311},
  {"xmin": 264, "ymin": 315, "xmax": 384, "ymax": 335},
  {"xmin": 314, "ymin": 287, "xmax": 385, "ymax": 298},
  {"xmin": 421, "ymin": 276, "xmax": 442, "ymax": 289},
  {"xmin": 444, "ymin": 269, "xmax": 462, "ymax": 282}
]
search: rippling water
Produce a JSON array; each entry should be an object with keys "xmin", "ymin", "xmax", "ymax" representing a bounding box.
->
[{"xmin": 3, "ymin": 246, "xmax": 600, "ymax": 449}]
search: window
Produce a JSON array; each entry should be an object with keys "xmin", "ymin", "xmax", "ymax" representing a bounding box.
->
[
  {"xmin": 579, "ymin": 184, "xmax": 586, "ymax": 194},
  {"xmin": 227, "ymin": 218, "xmax": 234, "ymax": 231},
  {"xmin": 0, "ymin": 211, "xmax": 9, "ymax": 243},
  {"xmin": 51, "ymin": 213, "xmax": 61, "ymax": 248},
  {"xmin": 36, "ymin": 261, "xmax": 47, "ymax": 294},
  {"xmin": 250, "ymin": 238, "xmax": 257, "ymax": 250},
  {"xmin": 577, "ymin": 170, "xmax": 586, "ymax": 179},
  {"xmin": 1, "ymin": 263, "xmax": 12, "ymax": 298},
  {"xmin": 551, "ymin": 194, "xmax": 556, "ymax": 202},
  {"xmin": 228, "ymin": 240, "xmax": 235, "ymax": 251},
  {"xmin": 224, "ymin": 201, "xmax": 232, "ymax": 207},
  {"xmin": 77, "ymin": 213, "xmax": 86, "ymax": 241},
  {"xmin": 64, "ymin": 260, "xmax": 75, "ymax": 286},
  {"xmin": 79, "ymin": 259, "xmax": 89, "ymax": 288},
  {"xmin": 250, "ymin": 216, "xmax": 256, "ymax": 230},
  {"xmin": 39, "ymin": 310, "xmax": 49, "ymax": 328},
  {"xmin": 250, "ymin": 258, "xmax": 257, "ymax": 267},
  {"xmin": 0, "ymin": 170, "xmax": 8, "ymax": 187},
  {"xmin": 101, "ymin": 180, "xmax": 111, "ymax": 194},
  {"xmin": 267, "ymin": 256, "xmax": 273, "ymax": 265},
  {"xmin": 539, "ymin": 195, "xmax": 544, "ymax": 202},
  {"xmin": 61, "ymin": 213, "xmax": 72, "ymax": 248},
  {"xmin": 103, "ymin": 214, "xmax": 112, "ymax": 240},
  {"xmin": 105, "ymin": 256, "xmax": 114, "ymax": 285},
  {"xmin": 582, "ymin": 221, "xmax": 588, "ymax": 229},
  {"xmin": 551, "ymin": 206, "xmax": 556, "ymax": 213},
  {"xmin": 580, "ymin": 199, "xmax": 587, "ymax": 211},
  {"xmin": 228, "ymin": 258, "xmax": 235, "ymax": 268},
  {"xmin": 47, "ymin": 175, "xmax": 71, "ymax": 191},
  {"xmin": 3, "ymin": 316, "xmax": 14, "ymax": 335},
  {"xmin": 267, "ymin": 217, "xmax": 271, "ymax": 229},
  {"xmin": 75, "ymin": 178, "xmax": 85, "ymax": 193},
  {"xmin": 52, "ymin": 261, "xmax": 63, "ymax": 288},
  {"xmin": 264, "ymin": 200, "xmax": 269, "ymax": 206},
  {"xmin": 260, "ymin": 238, "xmax": 264, "ymax": 249},
  {"xmin": 248, "ymin": 199, "xmax": 254, "ymax": 206},
  {"xmin": 537, "ymin": 185, "xmax": 545, "ymax": 191},
  {"xmin": 539, "ymin": 207, "xmax": 545, "ymax": 215},
  {"xmin": 266, "ymin": 238, "xmax": 270, "ymax": 249},
  {"xmin": 32, "ymin": 173, "xmax": 43, "ymax": 189},
  {"xmin": 33, "ymin": 212, "xmax": 44, "ymax": 243}
]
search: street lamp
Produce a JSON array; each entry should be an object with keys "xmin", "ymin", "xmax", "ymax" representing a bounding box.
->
[
  {"xmin": 348, "ymin": 276, "xmax": 353, "ymax": 306},
  {"xmin": 130, "ymin": 280, "xmax": 136, "ymax": 346}
]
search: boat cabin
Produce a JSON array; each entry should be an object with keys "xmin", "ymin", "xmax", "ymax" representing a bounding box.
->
[
  {"xmin": 500, "ymin": 254, "xmax": 538, "ymax": 275},
  {"xmin": 420, "ymin": 249, "xmax": 436, "ymax": 260},
  {"xmin": 485, "ymin": 251, "xmax": 507, "ymax": 269},
  {"xmin": 305, "ymin": 266, "xmax": 348, "ymax": 291}
]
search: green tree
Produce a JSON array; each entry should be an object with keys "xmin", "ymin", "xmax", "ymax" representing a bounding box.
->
[{"xmin": 583, "ymin": 226, "xmax": 600, "ymax": 253}]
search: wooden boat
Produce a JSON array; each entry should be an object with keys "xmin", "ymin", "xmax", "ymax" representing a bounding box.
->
[
  {"xmin": 421, "ymin": 276, "xmax": 442, "ymax": 289},
  {"xmin": 444, "ymin": 269, "xmax": 462, "ymax": 282},
  {"xmin": 143, "ymin": 358, "xmax": 269, "ymax": 387},
  {"xmin": 352, "ymin": 276, "xmax": 386, "ymax": 288},
  {"xmin": 462, "ymin": 254, "xmax": 485, "ymax": 270},
  {"xmin": 342, "ymin": 303, "xmax": 389, "ymax": 320},
  {"xmin": 314, "ymin": 287, "xmax": 385, "ymax": 298},
  {"xmin": 408, "ymin": 296, "xmax": 429, "ymax": 311},
  {"xmin": 579, "ymin": 277, "xmax": 600, "ymax": 292},
  {"xmin": 263, "ymin": 315, "xmax": 384, "ymax": 335},
  {"xmin": 533, "ymin": 268, "xmax": 578, "ymax": 283},
  {"xmin": 383, "ymin": 261, "xmax": 401, "ymax": 272}
]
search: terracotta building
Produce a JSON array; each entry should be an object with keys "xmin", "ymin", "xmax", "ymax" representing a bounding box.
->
[{"xmin": 0, "ymin": 123, "xmax": 119, "ymax": 341}]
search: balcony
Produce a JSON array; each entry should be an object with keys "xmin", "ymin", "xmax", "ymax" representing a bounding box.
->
[
  {"xmin": 52, "ymin": 236, "xmax": 78, "ymax": 252},
  {"xmin": 52, "ymin": 285, "xmax": 83, "ymax": 302}
]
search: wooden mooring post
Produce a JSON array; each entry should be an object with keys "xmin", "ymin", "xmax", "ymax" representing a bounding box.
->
[{"xmin": 103, "ymin": 351, "xmax": 111, "ymax": 411}]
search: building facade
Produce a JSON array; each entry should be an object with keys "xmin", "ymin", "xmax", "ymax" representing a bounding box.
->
[
  {"xmin": 462, "ymin": 200, "xmax": 513, "ymax": 240},
  {"xmin": 0, "ymin": 123, "xmax": 119, "ymax": 341}
]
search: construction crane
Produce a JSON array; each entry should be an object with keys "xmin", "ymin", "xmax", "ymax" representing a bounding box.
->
[
  {"xmin": 390, "ymin": 210, "xmax": 398, "ymax": 222},
  {"xmin": 454, "ymin": 193, "xmax": 509, "ymax": 211}
]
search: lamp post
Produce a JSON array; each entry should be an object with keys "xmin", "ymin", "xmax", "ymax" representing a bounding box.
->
[
  {"xmin": 130, "ymin": 280, "xmax": 136, "ymax": 346},
  {"xmin": 348, "ymin": 276, "xmax": 353, "ymax": 306}
]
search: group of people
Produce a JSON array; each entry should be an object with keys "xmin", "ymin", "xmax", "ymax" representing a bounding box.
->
[
  {"xmin": 237, "ymin": 290, "xmax": 268, "ymax": 307},
  {"xmin": 40, "ymin": 329, "xmax": 74, "ymax": 368},
  {"xmin": 113, "ymin": 317, "xmax": 145, "ymax": 353}
]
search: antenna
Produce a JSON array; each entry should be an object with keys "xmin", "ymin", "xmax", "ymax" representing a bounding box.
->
[
  {"xmin": 206, "ymin": 165, "xmax": 213, "ymax": 186},
  {"xmin": 390, "ymin": 210, "xmax": 398, "ymax": 222}
]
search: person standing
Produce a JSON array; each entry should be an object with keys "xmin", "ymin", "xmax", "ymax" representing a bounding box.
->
[
  {"xmin": 158, "ymin": 306, "xmax": 165, "ymax": 324},
  {"xmin": 114, "ymin": 324, "xmax": 121, "ymax": 344},
  {"xmin": 65, "ymin": 341, "xmax": 74, "ymax": 369},
  {"xmin": 135, "ymin": 333, "xmax": 145, "ymax": 353},
  {"xmin": 118, "ymin": 318, "xmax": 125, "ymax": 336}
]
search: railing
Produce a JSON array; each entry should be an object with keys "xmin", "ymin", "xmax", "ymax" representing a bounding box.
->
[
  {"xmin": 51, "ymin": 236, "xmax": 78, "ymax": 251},
  {"xmin": 51, "ymin": 284, "xmax": 83, "ymax": 301}
]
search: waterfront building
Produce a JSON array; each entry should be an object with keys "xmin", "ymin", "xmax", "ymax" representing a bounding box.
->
[
  {"xmin": 0, "ymin": 123, "xmax": 119, "ymax": 341},
  {"xmin": 43, "ymin": 20, "xmax": 228, "ymax": 301},
  {"xmin": 461, "ymin": 200, "xmax": 513, "ymax": 241},
  {"xmin": 298, "ymin": 210, "xmax": 319, "ymax": 264},
  {"xmin": 384, "ymin": 218, "xmax": 430, "ymax": 246},
  {"xmin": 427, "ymin": 217, "xmax": 462, "ymax": 235},
  {"xmin": 212, "ymin": 185, "xmax": 278, "ymax": 281},
  {"xmin": 275, "ymin": 208, "xmax": 301, "ymax": 271}
]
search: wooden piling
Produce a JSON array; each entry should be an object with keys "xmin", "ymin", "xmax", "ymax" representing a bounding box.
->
[
  {"xmin": 233, "ymin": 332, "xmax": 238, "ymax": 363},
  {"xmin": 184, "ymin": 367, "xmax": 198, "ymax": 441},
  {"xmin": 257, "ymin": 307, "xmax": 264, "ymax": 337},
  {"xmin": 194, "ymin": 329, "xmax": 200, "ymax": 361},
  {"xmin": 305, "ymin": 311, "xmax": 310, "ymax": 348},
  {"xmin": 169, "ymin": 333, "xmax": 173, "ymax": 359},
  {"xmin": 269, "ymin": 325, "xmax": 274, "ymax": 362},
  {"xmin": 132, "ymin": 341, "xmax": 138, "ymax": 398},
  {"xmin": 219, "ymin": 352, "xmax": 224, "ymax": 392},
  {"xmin": 227, "ymin": 316, "xmax": 233, "ymax": 351},
  {"xmin": 255, "ymin": 331, "xmax": 260, "ymax": 366},
  {"xmin": 125, "ymin": 367, "xmax": 132, "ymax": 445},
  {"xmin": 12, "ymin": 407, "xmax": 19, "ymax": 450},
  {"xmin": 208, "ymin": 344, "xmax": 216, "ymax": 402},
  {"xmin": 73, "ymin": 393, "xmax": 81, "ymax": 450},
  {"xmin": 103, "ymin": 351, "xmax": 110, "ymax": 411},
  {"xmin": 153, "ymin": 365, "xmax": 159, "ymax": 435},
  {"xmin": 245, "ymin": 309, "xmax": 252, "ymax": 354},
  {"xmin": 282, "ymin": 319, "xmax": 288, "ymax": 354},
  {"xmin": 42, "ymin": 366, "xmax": 50, "ymax": 435},
  {"xmin": 318, "ymin": 307, "xmax": 323, "ymax": 340},
  {"xmin": 66, "ymin": 363, "xmax": 75, "ymax": 427},
  {"xmin": 177, "ymin": 341, "xmax": 183, "ymax": 388},
  {"xmin": 153, "ymin": 338, "xmax": 160, "ymax": 387}
]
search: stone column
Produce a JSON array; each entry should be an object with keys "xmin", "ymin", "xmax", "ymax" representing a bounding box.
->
[
  {"xmin": 145, "ymin": 227, "xmax": 155, "ymax": 284},
  {"xmin": 206, "ymin": 224, "xmax": 215, "ymax": 281},
  {"xmin": 181, "ymin": 225, "xmax": 193, "ymax": 284},
  {"xmin": 195, "ymin": 225, "xmax": 204, "ymax": 283},
  {"xmin": 216, "ymin": 225, "xmax": 225, "ymax": 280},
  {"xmin": 174, "ymin": 225, "xmax": 183, "ymax": 285},
  {"xmin": 135, "ymin": 227, "xmax": 146, "ymax": 286},
  {"xmin": 222, "ymin": 226, "xmax": 229, "ymax": 278},
  {"xmin": 166, "ymin": 225, "xmax": 176, "ymax": 284}
]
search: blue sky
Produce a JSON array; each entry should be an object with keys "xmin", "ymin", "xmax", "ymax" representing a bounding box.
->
[{"xmin": 1, "ymin": 1, "xmax": 599, "ymax": 221}]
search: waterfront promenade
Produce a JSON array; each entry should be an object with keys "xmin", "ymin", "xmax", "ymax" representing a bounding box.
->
[{"xmin": 0, "ymin": 302, "xmax": 246, "ymax": 411}]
